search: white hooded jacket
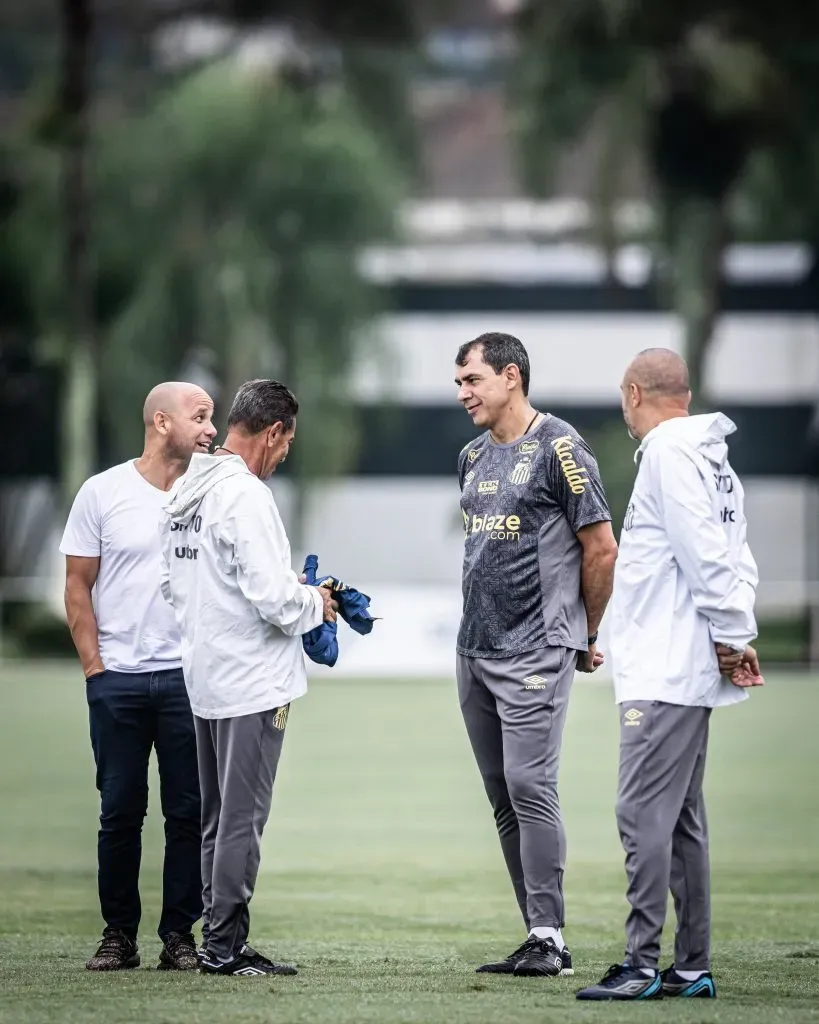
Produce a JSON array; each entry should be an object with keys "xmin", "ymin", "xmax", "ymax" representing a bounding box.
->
[
  {"xmin": 609, "ymin": 413, "xmax": 759, "ymax": 708},
  {"xmin": 159, "ymin": 453, "xmax": 324, "ymax": 719}
]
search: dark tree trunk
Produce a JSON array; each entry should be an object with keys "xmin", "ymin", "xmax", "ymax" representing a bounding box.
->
[
  {"xmin": 60, "ymin": 0, "xmax": 97, "ymax": 509},
  {"xmin": 664, "ymin": 195, "xmax": 726, "ymax": 410}
]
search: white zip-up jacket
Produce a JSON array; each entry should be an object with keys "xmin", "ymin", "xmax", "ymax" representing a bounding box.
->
[
  {"xmin": 159, "ymin": 453, "xmax": 324, "ymax": 719},
  {"xmin": 609, "ymin": 413, "xmax": 759, "ymax": 708}
]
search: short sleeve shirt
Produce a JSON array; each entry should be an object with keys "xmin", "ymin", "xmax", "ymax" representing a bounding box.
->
[
  {"xmin": 457, "ymin": 414, "xmax": 611, "ymax": 658},
  {"xmin": 59, "ymin": 460, "xmax": 182, "ymax": 673}
]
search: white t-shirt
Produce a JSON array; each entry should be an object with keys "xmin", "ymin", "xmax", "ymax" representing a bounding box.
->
[{"xmin": 59, "ymin": 460, "xmax": 182, "ymax": 673}]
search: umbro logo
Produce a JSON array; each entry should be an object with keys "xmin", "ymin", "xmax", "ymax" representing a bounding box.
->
[
  {"xmin": 233, "ymin": 966, "xmax": 266, "ymax": 976},
  {"xmin": 623, "ymin": 708, "xmax": 643, "ymax": 727},
  {"xmin": 523, "ymin": 674, "xmax": 547, "ymax": 690}
]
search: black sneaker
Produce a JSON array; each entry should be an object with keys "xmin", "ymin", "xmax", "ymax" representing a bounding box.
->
[
  {"xmin": 559, "ymin": 946, "xmax": 574, "ymax": 976},
  {"xmin": 199, "ymin": 951, "xmax": 273, "ymax": 976},
  {"xmin": 661, "ymin": 966, "xmax": 716, "ymax": 998},
  {"xmin": 199, "ymin": 948, "xmax": 298, "ymax": 977},
  {"xmin": 241, "ymin": 945, "xmax": 298, "ymax": 976},
  {"xmin": 157, "ymin": 931, "xmax": 200, "ymax": 971},
  {"xmin": 476, "ymin": 938, "xmax": 536, "ymax": 974},
  {"xmin": 85, "ymin": 927, "xmax": 140, "ymax": 971},
  {"xmin": 576, "ymin": 964, "xmax": 663, "ymax": 1000},
  {"xmin": 513, "ymin": 937, "xmax": 565, "ymax": 977}
]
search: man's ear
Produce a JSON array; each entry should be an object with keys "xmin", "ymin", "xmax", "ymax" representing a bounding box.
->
[
  {"xmin": 267, "ymin": 421, "xmax": 283, "ymax": 447},
  {"xmin": 628, "ymin": 382, "xmax": 641, "ymax": 408},
  {"xmin": 504, "ymin": 363, "xmax": 520, "ymax": 390},
  {"xmin": 154, "ymin": 411, "xmax": 170, "ymax": 436}
]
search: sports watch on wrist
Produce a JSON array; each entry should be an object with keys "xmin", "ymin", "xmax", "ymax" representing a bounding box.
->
[{"xmin": 587, "ymin": 632, "xmax": 598, "ymax": 646}]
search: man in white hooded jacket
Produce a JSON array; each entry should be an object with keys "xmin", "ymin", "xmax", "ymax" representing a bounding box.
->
[
  {"xmin": 577, "ymin": 349, "xmax": 763, "ymax": 1003},
  {"xmin": 160, "ymin": 379, "xmax": 337, "ymax": 977}
]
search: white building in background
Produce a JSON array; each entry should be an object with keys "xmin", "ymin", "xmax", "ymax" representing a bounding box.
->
[
  {"xmin": 12, "ymin": 238, "xmax": 819, "ymax": 675},
  {"xmin": 266, "ymin": 308, "xmax": 818, "ymax": 677},
  {"xmin": 276, "ymin": 239, "xmax": 819, "ymax": 675}
]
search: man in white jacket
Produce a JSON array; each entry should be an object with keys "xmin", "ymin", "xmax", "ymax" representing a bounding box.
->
[
  {"xmin": 160, "ymin": 378, "xmax": 337, "ymax": 977},
  {"xmin": 577, "ymin": 348, "xmax": 763, "ymax": 1003}
]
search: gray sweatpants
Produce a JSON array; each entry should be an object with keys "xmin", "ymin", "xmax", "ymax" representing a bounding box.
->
[
  {"xmin": 194, "ymin": 706, "xmax": 289, "ymax": 962},
  {"xmin": 456, "ymin": 646, "xmax": 575, "ymax": 931},
  {"xmin": 616, "ymin": 701, "xmax": 711, "ymax": 971}
]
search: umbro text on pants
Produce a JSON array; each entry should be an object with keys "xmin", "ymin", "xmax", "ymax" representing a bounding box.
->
[
  {"xmin": 616, "ymin": 700, "xmax": 712, "ymax": 972},
  {"xmin": 456, "ymin": 646, "xmax": 575, "ymax": 930},
  {"xmin": 195, "ymin": 707, "xmax": 288, "ymax": 963}
]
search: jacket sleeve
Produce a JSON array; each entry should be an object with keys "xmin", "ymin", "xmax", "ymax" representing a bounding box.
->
[
  {"xmin": 223, "ymin": 486, "xmax": 325, "ymax": 636},
  {"xmin": 159, "ymin": 529, "xmax": 172, "ymax": 605},
  {"xmin": 653, "ymin": 444, "xmax": 757, "ymax": 648},
  {"xmin": 159, "ymin": 511, "xmax": 176, "ymax": 606}
]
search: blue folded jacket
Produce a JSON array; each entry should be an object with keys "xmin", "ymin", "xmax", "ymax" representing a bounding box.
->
[{"xmin": 301, "ymin": 554, "xmax": 376, "ymax": 667}]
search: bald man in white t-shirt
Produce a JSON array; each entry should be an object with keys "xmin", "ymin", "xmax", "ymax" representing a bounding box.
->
[{"xmin": 60, "ymin": 382, "xmax": 216, "ymax": 972}]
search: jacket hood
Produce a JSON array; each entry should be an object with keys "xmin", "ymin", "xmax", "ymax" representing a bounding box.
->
[
  {"xmin": 164, "ymin": 453, "xmax": 250, "ymax": 524},
  {"xmin": 639, "ymin": 412, "xmax": 737, "ymax": 469}
]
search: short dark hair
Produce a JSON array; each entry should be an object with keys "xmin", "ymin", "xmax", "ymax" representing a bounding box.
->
[
  {"xmin": 455, "ymin": 333, "xmax": 531, "ymax": 396},
  {"xmin": 226, "ymin": 379, "xmax": 299, "ymax": 435}
]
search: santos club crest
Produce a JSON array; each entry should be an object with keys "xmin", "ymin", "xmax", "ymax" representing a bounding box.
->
[{"xmin": 509, "ymin": 456, "xmax": 531, "ymax": 486}]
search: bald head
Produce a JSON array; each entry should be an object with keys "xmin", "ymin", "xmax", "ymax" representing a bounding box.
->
[
  {"xmin": 620, "ymin": 348, "xmax": 691, "ymax": 441},
  {"xmin": 143, "ymin": 381, "xmax": 207, "ymax": 427},
  {"xmin": 141, "ymin": 381, "xmax": 217, "ymax": 460},
  {"xmin": 624, "ymin": 348, "xmax": 690, "ymax": 396}
]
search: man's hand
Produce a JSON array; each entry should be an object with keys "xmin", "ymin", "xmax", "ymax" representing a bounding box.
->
[
  {"xmin": 84, "ymin": 658, "xmax": 106, "ymax": 679},
  {"xmin": 716, "ymin": 643, "xmax": 764, "ymax": 687},
  {"xmin": 731, "ymin": 645, "xmax": 764, "ymax": 688},
  {"xmin": 300, "ymin": 571, "xmax": 338, "ymax": 622},
  {"xmin": 576, "ymin": 643, "xmax": 605, "ymax": 673},
  {"xmin": 319, "ymin": 586, "xmax": 338, "ymax": 623},
  {"xmin": 715, "ymin": 643, "xmax": 743, "ymax": 676}
]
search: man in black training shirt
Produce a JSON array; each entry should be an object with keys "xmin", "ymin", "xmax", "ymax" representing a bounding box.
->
[{"xmin": 454, "ymin": 333, "xmax": 618, "ymax": 978}]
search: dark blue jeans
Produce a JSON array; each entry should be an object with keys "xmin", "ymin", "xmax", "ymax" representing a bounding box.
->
[{"xmin": 86, "ymin": 667, "xmax": 202, "ymax": 941}]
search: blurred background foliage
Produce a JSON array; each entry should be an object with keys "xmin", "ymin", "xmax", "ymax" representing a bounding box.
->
[{"xmin": 2, "ymin": 0, "xmax": 819, "ymax": 659}]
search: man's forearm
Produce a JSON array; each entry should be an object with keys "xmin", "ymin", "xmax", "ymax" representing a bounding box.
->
[
  {"xmin": 65, "ymin": 582, "xmax": 103, "ymax": 675},
  {"xmin": 581, "ymin": 549, "xmax": 616, "ymax": 636}
]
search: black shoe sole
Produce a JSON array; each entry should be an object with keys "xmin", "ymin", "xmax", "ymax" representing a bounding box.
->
[
  {"xmin": 86, "ymin": 955, "xmax": 140, "ymax": 971},
  {"xmin": 514, "ymin": 967, "xmax": 562, "ymax": 977},
  {"xmin": 576, "ymin": 993, "xmax": 664, "ymax": 1001}
]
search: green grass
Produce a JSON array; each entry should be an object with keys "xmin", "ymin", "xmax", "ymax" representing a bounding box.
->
[{"xmin": 1, "ymin": 664, "xmax": 818, "ymax": 1023}]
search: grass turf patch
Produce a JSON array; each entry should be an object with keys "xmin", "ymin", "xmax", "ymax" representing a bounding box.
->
[{"xmin": 1, "ymin": 664, "xmax": 817, "ymax": 1023}]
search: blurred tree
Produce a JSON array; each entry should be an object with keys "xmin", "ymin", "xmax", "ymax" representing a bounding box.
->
[
  {"xmin": 90, "ymin": 61, "xmax": 402, "ymax": 545},
  {"xmin": 100, "ymin": 0, "xmax": 427, "ymax": 181},
  {"xmin": 58, "ymin": 0, "xmax": 97, "ymax": 509},
  {"xmin": 511, "ymin": 1, "xmax": 819, "ymax": 403},
  {"xmin": 20, "ymin": 0, "xmax": 97, "ymax": 509},
  {"xmin": 12, "ymin": 0, "xmax": 422, "ymax": 518}
]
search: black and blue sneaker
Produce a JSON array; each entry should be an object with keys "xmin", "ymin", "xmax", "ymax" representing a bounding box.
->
[
  {"xmin": 661, "ymin": 966, "xmax": 716, "ymax": 998},
  {"xmin": 576, "ymin": 964, "xmax": 663, "ymax": 1000}
]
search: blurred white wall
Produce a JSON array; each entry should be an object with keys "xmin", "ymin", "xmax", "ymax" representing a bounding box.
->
[
  {"xmin": 274, "ymin": 476, "xmax": 817, "ymax": 614},
  {"xmin": 14, "ymin": 306, "xmax": 819, "ymax": 678},
  {"xmin": 353, "ymin": 313, "xmax": 819, "ymax": 403}
]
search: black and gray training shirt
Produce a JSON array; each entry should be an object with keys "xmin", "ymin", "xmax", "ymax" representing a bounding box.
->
[{"xmin": 457, "ymin": 414, "xmax": 612, "ymax": 659}]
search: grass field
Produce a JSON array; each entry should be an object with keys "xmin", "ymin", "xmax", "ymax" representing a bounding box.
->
[{"xmin": 1, "ymin": 663, "xmax": 818, "ymax": 1024}]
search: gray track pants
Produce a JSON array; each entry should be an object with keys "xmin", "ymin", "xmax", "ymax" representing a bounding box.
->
[
  {"xmin": 616, "ymin": 701, "xmax": 711, "ymax": 971},
  {"xmin": 456, "ymin": 646, "xmax": 575, "ymax": 931},
  {"xmin": 194, "ymin": 705, "xmax": 290, "ymax": 962}
]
